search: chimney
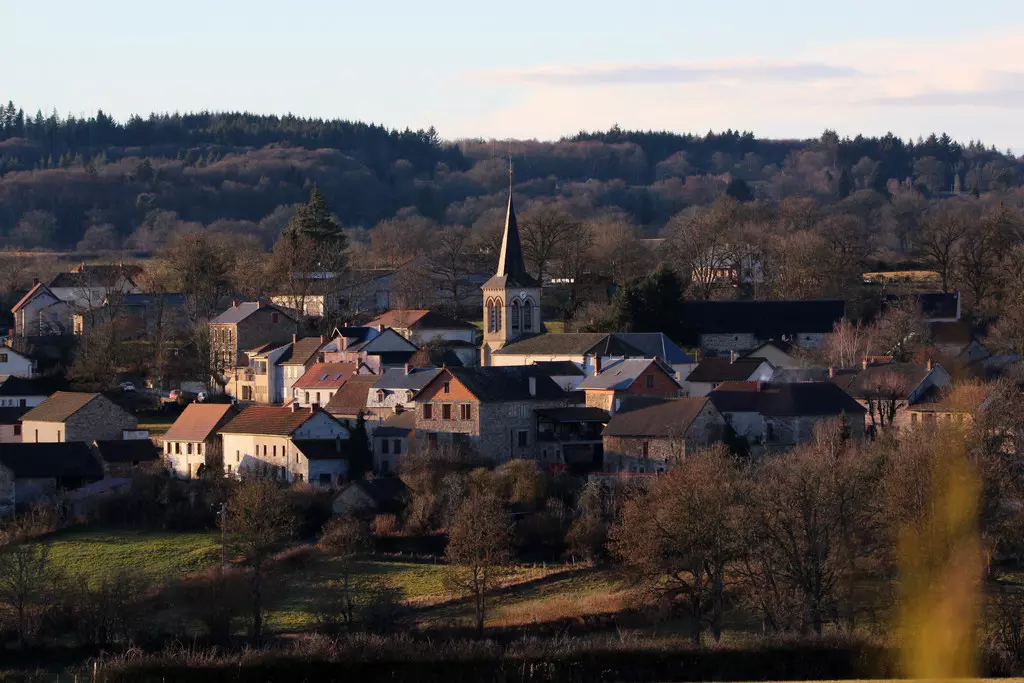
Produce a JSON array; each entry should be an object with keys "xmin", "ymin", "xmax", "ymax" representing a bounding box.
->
[
  {"xmin": 404, "ymin": 363, "xmax": 412, "ymax": 375},
  {"xmin": 927, "ymin": 359, "xmax": 933, "ymax": 371},
  {"xmin": 378, "ymin": 324, "xmax": 386, "ymax": 333},
  {"xmin": 861, "ymin": 358, "xmax": 868, "ymax": 370},
  {"xmin": 309, "ymin": 405, "xmax": 314, "ymax": 413},
  {"xmin": 232, "ymin": 300, "xmax": 238, "ymax": 308},
  {"xmin": 757, "ymin": 381, "xmax": 765, "ymax": 392},
  {"xmin": 292, "ymin": 333, "xmax": 297, "ymax": 344},
  {"xmin": 290, "ymin": 402, "xmax": 298, "ymax": 412},
  {"xmin": 320, "ymin": 335, "xmax": 324, "ymax": 343},
  {"xmin": 729, "ymin": 350, "xmax": 737, "ymax": 364},
  {"xmin": 828, "ymin": 366, "xmax": 835, "ymax": 378},
  {"xmin": 593, "ymin": 356, "xmax": 602, "ymax": 376},
  {"xmin": 528, "ymin": 376, "xmax": 536, "ymax": 397},
  {"xmin": 31, "ymin": 278, "xmax": 39, "ymax": 286},
  {"xmin": 257, "ymin": 301, "xmax": 264, "ymax": 308}
]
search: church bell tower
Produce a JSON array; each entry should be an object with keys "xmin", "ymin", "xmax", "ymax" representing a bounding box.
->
[{"xmin": 480, "ymin": 161, "xmax": 541, "ymax": 366}]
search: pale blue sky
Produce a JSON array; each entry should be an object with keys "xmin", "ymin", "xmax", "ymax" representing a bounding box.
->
[{"xmin": 4, "ymin": 0, "xmax": 1023, "ymax": 150}]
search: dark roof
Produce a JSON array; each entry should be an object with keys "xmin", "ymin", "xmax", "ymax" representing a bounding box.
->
[
  {"xmin": 0, "ymin": 407, "xmax": 30, "ymax": 425},
  {"xmin": 220, "ymin": 405, "xmax": 334, "ymax": 436},
  {"xmin": 21, "ymin": 392, "xmax": 102, "ymax": 423},
  {"xmin": 494, "ymin": 333, "xmax": 617, "ymax": 357},
  {"xmin": 368, "ymin": 310, "xmax": 476, "ymax": 331},
  {"xmin": 325, "ymin": 375, "xmax": 378, "ymax": 417},
  {"xmin": 347, "ymin": 477, "xmax": 409, "ymax": 512},
  {"xmin": 350, "ymin": 329, "xmax": 419, "ymax": 354},
  {"xmin": 529, "ymin": 361, "xmax": 586, "ymax": 377},
  {"xmin": 771, "ymin": 368, "xmax": 832, "ymax": 383},
  {"xmin": 0, "ymin": 376, "xmax": 64, "ymax": 397},
  {"xmin": 835, "ymin": 362, "xmax": 938, "ymax": 400},
  {"xmin": 534, "ymin": 406, "xmax": 610, "ymax": 422},
  {"xmin": 0, "ymin": 442, "xmax": 103, "ymax": 479},
  {"xmin": 210, "ymin": 302, "xmax": 296, "ymax": 326},
  {"xmin": 578, "ymin": 358, "xmax": 679, "ymax": 391},
  {"xmin": 292, "ymin": 439, "xmax": 348, "ymax": 461},
  {"xmin": 278, "ymin": 336, "xmax": 327, "ymax": 366},
  {"xmin": 373, "ymin": 367, "xmax": 443, "ymax": 392},
  {"xmin": 332, "ymin": 327, "xmax": 376, "ymax": 343},
  {"xmin": 442, "ymin": 366, "xmax": 566, "ymax": 402},
  {"xmin": 11, "ymin": 282, "xmax": 58, "ymax": 312},
  {"xmin": 596, "ymin": 333, "xmax": 694, "ymax": 364},
  {"xmin": 48, "ymin": 264, "xmax": 141, "ymax": 288},
  {"xmin": 709, "ymin": 381, "xmax": 866, "ymax": 416},
  {"xmin": 373, "ymin": 410, "xmax": 416, "ymax": 437},
  {"xmin": 680, "ymin": 300, "xmax": 846, "ymax": 343},
  {"xmin": 93, "ymin": 440, "xmax": 160, "ymax": 463},
  {"xmin": 685, "ymin": 357, "xmax": 771, "ymax": 383},
  {"xmin": 164, "ymin": 404, "xmax": 236, "ymax": 442},
  {"xmin": 483, "ymin": 190, "xmax": 539, "ymax": 289},
  {"xmin": 603, "ymin": 397, "xmax": 712, "ymax": 437},
  {"xmin": 930, "ymin": 321, "xmax": 973, "ymax": 346}
]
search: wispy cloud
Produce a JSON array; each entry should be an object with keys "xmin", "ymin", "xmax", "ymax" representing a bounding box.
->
[
  {"xmin": 871, "ymin": 87, "xmax": 1024, "ymax": 109},
  {"xmin": 482, "ymin": 61, "xmax": 862, "ymax": 86}
]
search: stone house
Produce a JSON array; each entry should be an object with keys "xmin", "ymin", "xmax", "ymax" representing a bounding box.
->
[
  {"xmin": 371, "ymin": 411, "xmax": 415, "ymax": 475},
  {"xmin": 162, "ymin": 403, "xmax": 238, "ymax": 478},
  {"xmin": 365, "ymin": 366, "xmax": 442, "ymax": 422},
  {"xmin": 367, "ymin": 309, "xmax": 478, "ymax": 347},
  {"xmin": 0, "ymin": 345, "xmax": 36, "ymax": 379},
  {"xmin": 290, "ymin": 362, "xmax": 369, "ymax": 408},
  {"xmin": 832, "ymin": 360, "xmax": 952, "ymax": 431},
  {"xmin": 324, "ymin": 375, "xmax": 378, "ymax": 429},
  {"xmin": 0, "ymin": 442, "xmax": 104, "ymax": 515},
  {"xmin": 413, "ymin": 366, "xmax": 569, "ymax": 464},
  {"xmin": 679, "ymin": 355, "xmax": 775, "ymax": 397},
  {"xmin": 218, "ymin": 405, "xmax": 350, "ymax": 486},
  {"xmin": 20, "ymin": 392, "xmax": 138, "ymax": 443},
  {"xmin": 709, "ymin": 381, "xmax": 866, "ymax": 451},
  {"xmin": 535, "ymin": 406, "xmax": 609, "ymax": 472},
  {"xmin": 679, "ymin": 299, "xmax": 845, "ymax": 356},
  {"xmin": 225, "ymin": 342, "xmax": 292, "ymax": 404},
  {"xmin": 578, "ymin": 358, "xmax": 683, "ymax": 413},
  {"xmin": 209, "ymin": 301, "xmax": 298, "ymax": 376},
  {"xmin": 12, "ymin": 265, "xmax": 142, "ymax": 338},
  {"xmin": 602, "ymin": 397, "xmax": 727, "ymax": 473},
  {"xmin": 11, "ymin": 282, "xmax": 71, "ymax": 337}
]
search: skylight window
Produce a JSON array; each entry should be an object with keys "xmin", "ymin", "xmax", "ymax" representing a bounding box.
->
[
  {"xmin": 320, "ymin": 374, "xmax": 329, "ymax": 381},
  {"xmin": 334, "ymin": 374, "xmax": 343, "ymax": 380}
]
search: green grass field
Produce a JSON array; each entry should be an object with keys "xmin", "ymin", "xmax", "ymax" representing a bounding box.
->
[
  {"xmin": 38, "ymin": 529, "xmax": 221, "ymax": 585},
  {"xmin": 138, "ymin": 413, "xmax": 177, "ymax": 437}
]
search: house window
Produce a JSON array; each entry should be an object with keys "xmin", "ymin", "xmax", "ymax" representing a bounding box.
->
[
  {"xmin": 19, "ymin": 399, "xmax": 25, "ymax": 407},
  {"xmin": 263, "ymin": 445, "xmax": 268, "ymax": 456},
  {"xmin": 517, "ymin": 430, "xmax": 528, "ymax": 447},
  {"xmin": 305, "ymin": 391, "xmax": 310, "ymax": 404},
  {"xmin": 57, "ymin": 430, "xmax": 61, "ymax": 442},
  {"xmin": 273, "ymin": 445, "xmax": 277, "ymax": 458},
  {"xmin": 423, "ymin": 403, "xmax": 433, "ymax": 419},
  {"xmin": 34, "ymin": 429, "xmax": 38, "ymax": 442},
  {"xmin": 460, "ymin": 404, "xmax": 472, "ymax": 420},
  {"xmin": 0, "ymin": 354, "xmax": 8, "ymax": 362},
  {"xmin": 646, "ymin": 374, "xmax": 655, "ymax": 389},
  {"xmin": 227, "ymin": 465, "xmax": 232, "ymax": 475},
  {"xmin": 381, "ymin": 439, "xmax": 390, "ymax": 455},
  {"xmin": 315, "ymin": 392, "xmax": 321, "ymax": 406},
  {"xmin": 13, "ymin": 424, "xmax": 20, "ymax": 437},
  {"xmin": 442, "ymin": 404, "xmax": 452, "ymax": 420},
  {"xmin": 175, "ymin": 442, "xmax": 181, "ymax": 454},
  {"xmin": 393, "ymin": 439, "xmax": 402, "ymax": 455},
  {"xmin": 376, "ymin": 390, "xmax": 385, "ymax": 402},
  {"xmin": 443, "ymin": 382, "xmax": 450, "ymax": 394},
  {"xmin": 198, "ymin": 443, "xmax": 203, "ymax": 455},
  {"xmin": 186, "ymin": 443, "xmax": 193, "ymax": 455},
  {"xmin": 642, "ymin": 441, "xmax": 649, "ymax": 458}
]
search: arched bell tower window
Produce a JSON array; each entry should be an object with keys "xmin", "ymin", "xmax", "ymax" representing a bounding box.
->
[
  {"xmin": 510, "ymin": 300, "xmax": 521, "ymax": 331},
  {"xmin": 486, "ymin": 299, "xmax": 496, "ymax": 333},
  {"xmin": 494, "ymin": 299, "xmax": 502, "ymax": 332},
  {"xmin": 522, "ymin": 299, "xmax": 534, "ymax": 332}
]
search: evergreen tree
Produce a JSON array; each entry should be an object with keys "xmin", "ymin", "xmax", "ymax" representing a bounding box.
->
[
  {"xmin": 285, "ymin": 187, "xmax": 345, "ymax": 244},
  {"xmin": 346, "ymin": 412, "xmax": 373, "ymax": 479},
  {"xmin": 722, "ymin": 424, "xmax": 750, "ymax": 459},
  {"xmin": 610, "ymin": 264, "xmax": 687, "ymax": 340},
  {"xmin": 837, "ymin": 166, "xmax": 854, "ymax": 198}
]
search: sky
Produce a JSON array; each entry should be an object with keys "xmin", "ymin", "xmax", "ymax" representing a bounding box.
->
[{"xmin": 4, "ymin": 0, "xmax": 1024, "ymax": 152}]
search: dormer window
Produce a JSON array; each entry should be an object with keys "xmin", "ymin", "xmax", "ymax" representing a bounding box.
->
[{"xmin": 376, "ymin": 390, "xmax": 385, "ymax": 402}]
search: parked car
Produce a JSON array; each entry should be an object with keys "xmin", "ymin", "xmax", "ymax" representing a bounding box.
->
[
  {"xmin": 119, "ymin": 382, "xmax": 136, "ymax": 392},
  {"xmin": 197, "ymin": 391, "xmax": 207, "ymax": 403}
]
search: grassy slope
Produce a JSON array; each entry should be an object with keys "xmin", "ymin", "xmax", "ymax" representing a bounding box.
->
[{"xmin": 39, "ymin": 529, "xmax": 221, "ymax": 585}]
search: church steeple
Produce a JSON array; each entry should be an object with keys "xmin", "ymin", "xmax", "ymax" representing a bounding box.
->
[{"xmin": 480, "ymin": 155, "xmax": 542, "ymax": 366}]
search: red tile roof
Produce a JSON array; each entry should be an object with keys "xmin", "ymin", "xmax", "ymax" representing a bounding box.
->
[
  {"xmin": 367, "ymin": 309, "xmax": 476, "ymax": 331},
  {"xmin": 293, "ymin": 362, "xmax": 360, "ymax": 390},
  {"xmin": 219, "ymin": 405, "xmax": 334, "ymax": 436},
  {"xmin": 164, "ymin": 404, "xmax": 237, "ymax": 442}
]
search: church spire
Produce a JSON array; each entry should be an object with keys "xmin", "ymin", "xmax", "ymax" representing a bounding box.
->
[{"xmin": 494, "ymin": 157, "xmax": 538, "ymax": 287}]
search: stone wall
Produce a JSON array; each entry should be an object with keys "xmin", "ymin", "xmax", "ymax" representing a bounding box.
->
[{"xmin": 65, "ymin": 396, "xmax": 137, "ymax": 442}]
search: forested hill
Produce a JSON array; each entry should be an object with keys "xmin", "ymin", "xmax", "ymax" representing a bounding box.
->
[{"xmin": 0, "ymin": 101, "xmax": 1020, "ymax": 251}]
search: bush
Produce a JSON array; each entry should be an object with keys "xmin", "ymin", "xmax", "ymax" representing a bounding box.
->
[
  {"xmin": 163, "ymin": 567, "xmax": 251, "ymax": 644},
  {"xmin": 371, "ymin": 514, "xmax": 399, "ymax": 536}
]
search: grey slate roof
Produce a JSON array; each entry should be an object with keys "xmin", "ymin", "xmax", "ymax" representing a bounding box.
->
[
  {"xmin": 349, "ymin": 328, "xmax": 419, "ymax": 354},
  {"xmin": 494, "ymin": 333, "xmax": 610, "ymax": 356},
  {"xmin": 292, "ymin": 439, "xmax": 348, "ymax": 460},
  {"xmin": 373, "ymin": 410, "xmax": 416, "ymax": 437},
  {"xmin": 529, "ymin": 361, "xmax": 586, "ymax": 377},
  {"xmin": 603, "ymin": 397, "xmax": 712, "ymax": 437},
  {"xmin": 495, "ymin": 332, "xmax": 693, "ymax": 364},
  {"xmin": 577, "ymin": 358, "xmax": 679, "ymax": 391},
  {"xmin": 833, "ymin": 362, "xmax": 937, "ymax": 400},
  {"xmin": 685, "ymin": 357, "xmax": 771, "ymax": 383},
  {"xmin": 483, "ymin": 190, "xmax": 539, "ymax": 290},
  {"xmin": 708, "ymin": 381, "xmax": 866, "ymax": 416},
  {"xmin": 442, "ymin": 366, "xmax": 566, "ymax": 402},
  {"xmin": 373, "ymin": 367, "xmax": 443, "ymax": 392},
  {"xmin": 210, "ymin": 302, "xmax": 295, "ymax": 326},
  {"xmin": 596, "ymin": 333, "xmax": 694, "ymax": 364}
]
